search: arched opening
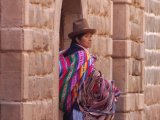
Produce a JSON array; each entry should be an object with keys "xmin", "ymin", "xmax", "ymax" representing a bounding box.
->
[
  {"xmin": 58, "ymin": 0, "xmax": 83, "ymax": 119},
  {"xmin": 59, "ymin": 0, "xmax": 83, "ymax": 50}
]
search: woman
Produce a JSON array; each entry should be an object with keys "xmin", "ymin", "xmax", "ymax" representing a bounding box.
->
[{"xmin": 59, "ymin": 19, "xmax": 120, "ymax": 120}]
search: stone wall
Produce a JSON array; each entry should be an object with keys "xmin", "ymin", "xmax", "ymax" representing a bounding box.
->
[
  {"xmin": 144, "ymin": 0, "xmax": 160, "ymax": 119},
  {"xmin": 113, "ymin": 0, "xmax": 145, "ymax": 119},
  {"xmin": 0, "ymin": 0, "xmax": 59, "ymax": 119},
  {"xmin": 1, "ymin": 0, "xmax": 160, "ymax": 120},
  {"xmin": 86, "ymin": 0, "xmax": 113, "ymax": 80}
]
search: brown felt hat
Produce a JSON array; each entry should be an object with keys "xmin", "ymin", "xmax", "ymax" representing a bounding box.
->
[{"xmin": 68, "ymin": 18, "xmax": 96, "ymax": 39}]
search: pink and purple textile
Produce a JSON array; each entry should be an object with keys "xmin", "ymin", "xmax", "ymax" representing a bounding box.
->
[{"xmin": 59, "ymin": 50, "xmax": 95, "ymax": 112}]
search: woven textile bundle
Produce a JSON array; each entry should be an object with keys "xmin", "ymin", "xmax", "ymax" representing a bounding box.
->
[{"xmin": 77, "ymin": 71, "xmax": 120, "ymax": 120}]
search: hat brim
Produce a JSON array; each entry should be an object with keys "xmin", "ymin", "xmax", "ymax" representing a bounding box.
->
[{"xmin": 68, "ymin": 29, "xmax": 96, "ymax": 39}]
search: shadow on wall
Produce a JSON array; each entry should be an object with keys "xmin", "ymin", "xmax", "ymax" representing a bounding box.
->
[{"xmin": 59, "ymin": 0, "xmax": 83, "ymax": 50}]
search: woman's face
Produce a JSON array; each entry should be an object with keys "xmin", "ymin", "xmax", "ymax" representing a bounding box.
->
[{"xmin": 77, "ymin": 33, "xmax": 93, "ymax": 48}]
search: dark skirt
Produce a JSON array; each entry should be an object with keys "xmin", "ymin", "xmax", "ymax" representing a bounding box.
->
[{"xmin": 63, "ymin": 102, "xmax": 83, "ymax": 120}]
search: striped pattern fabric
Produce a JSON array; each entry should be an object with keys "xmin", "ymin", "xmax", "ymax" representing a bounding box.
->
[
  {"xmin": 77, "ymin": 70, "xmax": 120, "ymax": 120},
  {"xmin": 59, "ymin": 50, "xmax": 95, "ymax": 112}
]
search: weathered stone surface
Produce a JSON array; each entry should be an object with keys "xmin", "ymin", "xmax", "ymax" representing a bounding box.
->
[
  {"xmin": 132, "ymin": 0, "xmax": 145, "ymax": 8},
  {"xmin": 25, "ymin": 3, "xmax": 54, "ymax": 29},
  {"xmin": 95, "ymin": 56, "xmax": 112, "ymax": 80},
  {"xmin": 144, "ymin": 104, "xmax": 160, "ymax": 120},
  {"xmin": 0, "ymin": 102, "xmax": 22, "ymax": 120},
  {"xmin": 1, "ymin": 0, "xmax": 23, "ymax": 27},
  {"xmin": 116, "ymin": 93, "xmax": 144, "ymax": 112},
  {"xmin": 145, "ymin": 5, "xmax": 160, "ymax": 120},
  {"xmin": 145, "ymin": 50, "xmax": 160, "ymax": 67},
  {"xmin": 145, "ymin": 34, "xmax": 160, "ymax": 49},
  {"xmin": 113, "ymin": 4, "xmax": 130, "ymax": 40},
  {"xmin": 0, "ymin": 28, "xmax": 23, "ymax": 50},
  {"xmin": 0, "ymin": 0, "xmax": 57, "ymax": 119},
  {"xmin": 145, "ymin": 67, "xmax": 160, "ymax": 85},
  {"xmin": 131, "ymin": 58, "xmax": 141, "ymax": 76},
  {"xmin": 145, "ymin": 85, "xmax": 160, "ymax": 105},
  {"xmin": 28, "ymin": 52, "xmax": 53, "ymax": 76},
  {"xmin": 130, "ymin": 5, "xmax": 144, "ymax": 42},
  {"xmin": 147, "ymin": 0, "xmax": 160, "ymax": 16},
  {"xmin": 128, "ymin": 76, "xmax": 141, "ymax": 92},
  {"xmin": 31, "ymin": 100, "xmax": 55, "ymax": 120},
  {"xmin": 0, "ymin": 29, "xmax": 53, "ymax": 51},
  {"xmin": 88, "ymin": 15, "xmax": 111, "ymax": 36},
  {"xmin": 131, "ymin": 41, "xmax": 144, "ymax": 60},
  {"xmin": 113, "ymin": 40, "xmax": 131, "ymax": 57},
  {"xmin": 0, "ymin": 53, "xmax": 29, "ymax": 100},
  {"xmin": 113, "ymin": 59, "xmax": 130, "ymax": 92},
  {"xmin": 28, "ymin": 74, "xmax": 53, "ymax": 100},
  {"xmin": 29, "ymin": 0, "xmax": 54, "ymax": 7},
  {"xmin": 115, "ymin": 110, "xmax": 144, "ymax": 120}
]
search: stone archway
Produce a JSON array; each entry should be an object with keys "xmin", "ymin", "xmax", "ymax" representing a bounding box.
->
[{"xmin": 53, "ymin": 0, "xmax": 87, "ymax": 119}]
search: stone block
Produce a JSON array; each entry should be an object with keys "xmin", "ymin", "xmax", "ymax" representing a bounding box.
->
[
  {"xmin": 0, "ymin": 28, "xmax": 49, "ymax": 51},
  {"xmin": 28, "ymin": 52, "xmax": 36, "ymax": 76},
  {"xmin": 145, "ymin": 67, "xmax": 155, "ymax": 85},
  {"xmin": 145, "ymin": 0, "xmax": 149, "ymax": 12},
  {"xmin": 130, "ymin": 6, "xmax": 144, "ymax": 42},
  {"xmin": 132, "ymin": 59, "xmax": 141, "ymax": 76},
  {"xmin": 144, "ymin": 86, "xmax": 153, "ymax": 105},
  {"xmin": 144, "ymin": 104, "xmax": 160, "ymax": 120},
  {"xmin": 95, "ymin": 56, "xmax": 112, "ymax": 80},
  {"xmin": 113, "ymin": 59, "xmax": 130, "ymax": 92},
  {"xmin": 145, "ymin": 67, "xmax": 160, "ymax": 85},
  {"xmin": 131, "ymin": 41, "xmax": 144, "ymax": 60},
  {"xmin": 53, "ymin": 97, "xmax": 59, "ymax": 120},
  {"xmin": 135, "ymin": 94, "xmax": 144, "ymax": 110},
  {"xmin": 113, "ymin": 40, "xmax": 131, "ymax": 57},
  {"xmin": 144, "ymin": 85, "xmax": 160, "ymax": 106},
  {"xmin": 24, "ymin": 29, "xmax": 34, "ymax": 50},
  {"xmin": 0, "ymin": 28, "xmax": 23, "ymax": 50},
  {"xmin": 26, "ymin": 4, "xmax": 54, "ymax": 29},
  {"xmin": 35, "ymin": 52, "xmax": 43, "ymax": 75},
  {"xmin": 0, "ymin": 100, "xmax": 58, "ymax": 120},
  {"xmin": 87, "ymin": 0, "xmax": 99, "ymax": 14},
  {"xmin": 0, "ymin": 53, "xmax": 29, "ymax": 100},
  {"xmin": 115, "ymin": 110, "xmax": 144, "ymax": 120},
  {"xmin": 116, "ymin": 94, "xmax": 135, "ymax": 112},
  {"xmin": 42, "ymin": 52, "xmax": 53, "ymax": 74},
  {"xmin": 0, "ymin": 52, "xmax": 21, "ymax": 73},
  {"xmin": 23, "ymin": 103, "xmax": 33, "ymax": 120},
  {"xmin": 91, "ymin": 35, "xmax": 99, "ymax": 55},
  {"xmin": 28, "ymin": 4, "xmax": 36, "ymax": 26},
  {"xmin": 130, "ymin": 22, "xmax": 144, "ymax": 42},
  {"xmin": 113, "ymin": 4, "xmax": 130, "ymax": 40},
  {"xmin": 98, "ymin": 37, "xmax": 113, "ymax": 56},
  {"xmin": 117, "ymin": 93, "xmax": 144, "ymax": 112},
  {"xmin": 128, "ymin": 76, "xmax": 141, "ymax": 92},
  {"xmin": 1, "ymin": 0, "xmax": 24, "ymax": 27},
  {"xmin": 31, "ymin": 100, "xmax": 54, "ymax": 120},
  {"xmin": 28, "ymin": 74, "xmax": 53, "ymax": 100},
  {"xmin": 0, "ymin": 102, "xmax": 22, "ymax": 120}
]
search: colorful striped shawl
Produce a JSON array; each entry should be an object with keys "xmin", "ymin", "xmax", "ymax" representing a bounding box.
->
[{"xmin": 59, "ymin": 50, "xmax": 95, "ymax": 112}]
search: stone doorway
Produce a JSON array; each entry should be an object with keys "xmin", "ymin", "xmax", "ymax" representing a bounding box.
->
[{"xmin": 59, "ymin": 0, "xmax": 83, "ymax": 119}]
